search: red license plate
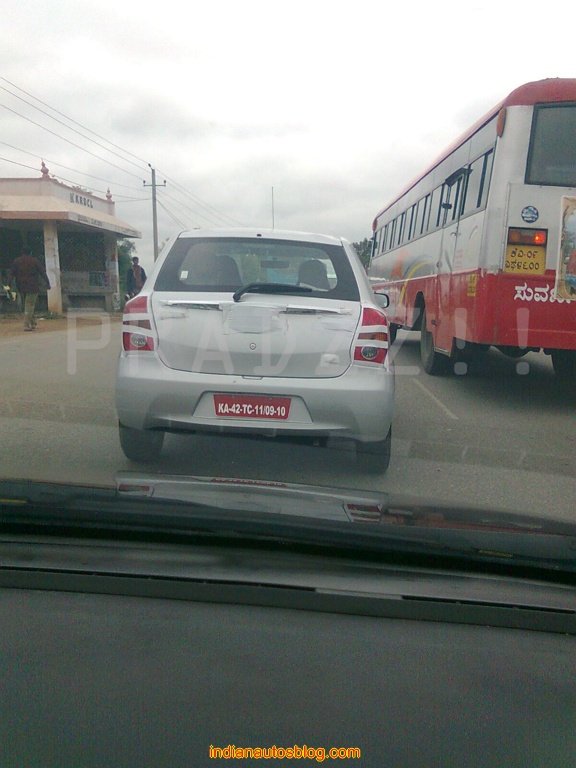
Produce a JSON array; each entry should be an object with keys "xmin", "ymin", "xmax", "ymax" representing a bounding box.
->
[{"xmin": 213, "ymin": 394, "xmax": 291, "ymax": 420}]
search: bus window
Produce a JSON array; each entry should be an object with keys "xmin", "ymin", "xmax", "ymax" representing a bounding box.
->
[
  {"xmin": 451, "ymin": 175, "xmax": 465, "ymax": 221},
  {"xmin": 429, "ymin": 186, "xmax": 442, "ymax": 231},
  {"xmin": 406, "ymin": 206, "xmax": 413, "ymax": 241},
  {"xmin": 439, "ymin": 184, "xmax": 452, "ymax": 226},
  {"xmin": 414, "ymin": 199, "xmax": 422, "ymax": 236},
  {"xmin": 526, "ymin": 104, "xmax": 576, "ymax": 187},
  {"xmin": 389, "ymin": 219, "xmax": 396, "ymax": 249},
  {"xmin": 398, "ymin": 212, "xmax": 406, "ymax": 245},
  {"xmin": 420, "ymin": 194, "xmax": 430, "ymax": 234},
  {"xmin": 479, "ymin": 150, "xmax": 494, "ymax": 209},
  {"xmin": 463, "ymin": 157, "xmax": 483, "ymax": 215}
]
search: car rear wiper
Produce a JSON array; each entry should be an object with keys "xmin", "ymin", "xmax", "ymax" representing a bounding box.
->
[{"xmin": 233, "ymin": 283, "xmax": 313, "ymax": 302}]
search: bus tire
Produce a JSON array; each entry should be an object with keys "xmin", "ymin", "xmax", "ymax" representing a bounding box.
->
[
  {"xmin": 420, "ymin": 308, "xmax": 449, "ymax": 375},
  {"xmin": 389, "ymin": 323, "xmax": 398, "ymax": 344},
  {"xmin": 551, "ymin": 350, "xmax": 576, "ymax": 381}
]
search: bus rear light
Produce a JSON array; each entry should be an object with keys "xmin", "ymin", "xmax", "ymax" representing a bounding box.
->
[
  {"xmin": 508, "ymin": 228, "xmax": 547, "ymax": 246},
  {"xmin": 353, "ymin": 307, "xmax": 389, "ymax": 366}
]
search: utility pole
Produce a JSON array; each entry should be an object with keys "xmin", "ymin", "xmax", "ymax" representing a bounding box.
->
[{"xmin": 143, "ymin": 165, "xmax": 166, "ymax": 261}]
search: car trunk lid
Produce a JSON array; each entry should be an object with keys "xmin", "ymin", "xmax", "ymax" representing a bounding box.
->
[{"xmin": 151, "ymin": 292, "xmax": 361, "ymax": 378}]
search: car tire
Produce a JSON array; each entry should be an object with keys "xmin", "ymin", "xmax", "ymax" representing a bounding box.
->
[
  {"xmin": 551, "ymin": 349, "xmax": 576, "ymax": 381},
  {"xmin": 356, "ymin": 427, "xmax": 392, "ymax": 474},
  {"xmin": 119, "ymin": 423, "xmax": 165, "ymax": 462},
  {"xmin": 420, "ymin": 307, "xmax": 449, "ymax": 375}
]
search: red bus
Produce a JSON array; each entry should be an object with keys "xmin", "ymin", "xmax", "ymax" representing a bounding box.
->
[{"xmin": 369, "ymin": 78, "xmax": 576, "ymax": 379}]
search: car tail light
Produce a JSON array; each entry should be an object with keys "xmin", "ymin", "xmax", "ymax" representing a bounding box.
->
[
  {"xmin": 122, "ymin": 295, "xmax": 156, "ymax": 352},
  {"xmin": 353, "ymin": 306, "xmax": 389, "ymax": 365},
  {"xmin": 508, "ymin": 228, "xmax": 547, "ymax": 246}
]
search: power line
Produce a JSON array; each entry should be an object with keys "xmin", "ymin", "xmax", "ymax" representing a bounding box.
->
[
  {"xmin": 0, "ymin": 140, "xmax": 144, "ymax": 193},
  {"xmin": 162, "ymin": 189, "xmax": 223, "ymax": 228},
  {"xmin": 0, "ymin": 101, "xmax": 145, "ymax": 181},
  {"xmin": 0, "ymin": 154, "xmax": 147, "ymax": 200},
  {"xmin": 1, "ymin": 78, "xmax": 245, "ymax": 231},
  {"xmin": 0, "ymin": 76, "xmax": 149, "ymax": 168},
  {"xmin": 157, "ymin": 199, "xmax": 188, "ymax": 229},
  {"xmin": 0, "ymin": 155, "xmax": 39, "ymax": 173},
  {"xmin": 0, "ymin": 82, "xmax": 148, "ymax": 172},
  {"xmin": 1, "ymin": 78, "xmax": 240, "ymax": 226},
  {"xmin": 159, "ymin": 170, "xmax": 244, "ymax": 226}
]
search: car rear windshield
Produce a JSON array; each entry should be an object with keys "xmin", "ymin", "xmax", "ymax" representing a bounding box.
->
[{"xmin": 154, "ymin": 237, "xmax": 361, "ymax": 301}]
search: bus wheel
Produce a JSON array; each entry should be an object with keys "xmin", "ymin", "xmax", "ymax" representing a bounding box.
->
[
  {"xmin": 389, "ymin": 323, "xmax": 398, "ymax": 344},
  {"xmin": 420, "ymin": 308, "xmax": 449, "ymax": 375},
  {"xmin": 551, "ymin": 350, "xmax": 576, "ymax": 381}
]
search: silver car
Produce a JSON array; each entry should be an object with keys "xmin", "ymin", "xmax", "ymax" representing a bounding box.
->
[{"xmin": 116, "ymin": 230, "xmax": 394, "ymax": 471}]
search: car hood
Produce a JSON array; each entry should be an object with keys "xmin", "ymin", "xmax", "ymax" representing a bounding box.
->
[
  {"xmin": 113, "ymin": 472, "xmax": 574, "ymax": 535},
  {"xmin": 1, "ymin": 475, "xmax": 575, "ymax": 575}
]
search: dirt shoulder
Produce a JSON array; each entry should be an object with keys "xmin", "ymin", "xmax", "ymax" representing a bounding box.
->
[{"xmin": 0, "ymin": 313, "xmax": 122, "ymax": 337}]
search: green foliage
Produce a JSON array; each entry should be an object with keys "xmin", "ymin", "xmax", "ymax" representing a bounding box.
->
[
  {"xmin": 118, "ymin": 239, "xmax": 136, "ymax": 294},
  {"xmin": 352, "ymin": 238, "xmax": 373, "ymax": 269}
]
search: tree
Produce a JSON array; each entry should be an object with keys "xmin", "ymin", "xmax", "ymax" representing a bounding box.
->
[
  {"xmin": 118, "ymin": 239, "xmax": 136, "ymax": 295},
  {"xmin": 352, "ymin": 238, "xmax": 373, "ymax": 269}
]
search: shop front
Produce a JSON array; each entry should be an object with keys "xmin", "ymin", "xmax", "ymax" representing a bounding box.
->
[{"xmin": 0, "ymin": 167, "xmax": 140, "ymax": 313}]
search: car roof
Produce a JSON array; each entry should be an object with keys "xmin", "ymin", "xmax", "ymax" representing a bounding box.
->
[{"xmin": 175, "ymin": 228, "xmax": 346, "ymax": 247}]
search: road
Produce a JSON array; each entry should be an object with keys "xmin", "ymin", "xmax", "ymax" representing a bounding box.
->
[{"xmin": 1, "ymin": 318, "xmax": 575, "ymax": 519}]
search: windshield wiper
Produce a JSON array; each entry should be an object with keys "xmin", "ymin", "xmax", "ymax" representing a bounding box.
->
[{"xmin": 233, "ymin": 283, "xmax": 313, "ymax": 303}]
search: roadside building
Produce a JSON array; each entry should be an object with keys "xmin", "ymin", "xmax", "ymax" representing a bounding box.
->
[{"xmin": 0, "ymin": 163, "xmax": 141, "ymax": 313}]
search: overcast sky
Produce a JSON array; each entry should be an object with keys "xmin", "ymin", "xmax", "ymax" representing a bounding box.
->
[{"xmin": 1, "ymin": 0, "xmax": 574, "ymax": 267}]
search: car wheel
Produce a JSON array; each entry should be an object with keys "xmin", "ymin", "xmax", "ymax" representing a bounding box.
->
[
  {"xmin": 420, "ymin": 307, "xmax": 449, "ymax": 375},
  {"xmin": 551, "ymin": 350, "xmax": 576, "ymax": 382},
  {"xmin": 356, "ymin": 427, "xmax": 392, "ymax": 474},
  {"xmin": 119, "ymin": 423, "xmax": 165, "ymax": 462}
]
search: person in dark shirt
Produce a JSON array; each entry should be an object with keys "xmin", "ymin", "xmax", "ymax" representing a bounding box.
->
[
  {"xmin": 9, "ymin": 248, "xmax": 51, "ymax": 331},
  {"xmin": 126, "ymin": 256, "xmax": 147, "ymax": 298}
]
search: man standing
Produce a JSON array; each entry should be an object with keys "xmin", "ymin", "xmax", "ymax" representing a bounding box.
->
[
  {"xmin": 126, "ymin": 256, "xmax": 147, "ymax": 299},
  {"xmin": 9, "ymin": 248, "xmax": 51, "ymax": 331}
]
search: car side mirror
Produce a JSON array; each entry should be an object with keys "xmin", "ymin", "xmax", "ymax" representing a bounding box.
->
[{"xmin": 373, "ymin": 291, "xmax": 390, "ymax": 310}]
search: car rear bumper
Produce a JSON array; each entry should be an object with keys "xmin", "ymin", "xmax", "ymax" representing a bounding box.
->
[{"xmin": 116, "ymin": 354, "xmax": 394, "ymax": 443}]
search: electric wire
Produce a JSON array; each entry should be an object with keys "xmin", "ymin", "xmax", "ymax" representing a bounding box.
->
[
  {"xmin": 159, "ymin": 170, "xmax": 243, "ymax": 226},
  {"xmin": 161, "ymin": 189, "xmax": 223, "ymax": 228},
  {"xmin": 1, "ymin": 78, "xmax": 244, "ymax": 232},
  {"xmin": 0, "ymin": 101, "xmax": 145, "ymax": 181},
  {"xmin": 157, "ymin": 199, "xmax": 188, "ymax": 229},
  {"xmin": 0, "ymin": 154, "xmax": 145, "ymax": 200},
  {"xmin": 0, "ymin": 140, "xmax": 145, "ymax": 193},
  {"xmin": 0, "ymin": 83, "xmax": 147, "ymax": 172},
  {"xmin": 0, "ymin": 76, "xmax": 149, "ymax": 167}
]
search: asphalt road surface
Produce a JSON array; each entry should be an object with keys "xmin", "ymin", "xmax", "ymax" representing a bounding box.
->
[{"xmin": 1, "ymin": 318, "xmax": 574, "ymax": 519}]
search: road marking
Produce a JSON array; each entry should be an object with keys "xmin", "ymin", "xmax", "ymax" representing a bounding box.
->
[{"xmin": 411, "ymin": 377, "xmax": 459, "ymax": 420}]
